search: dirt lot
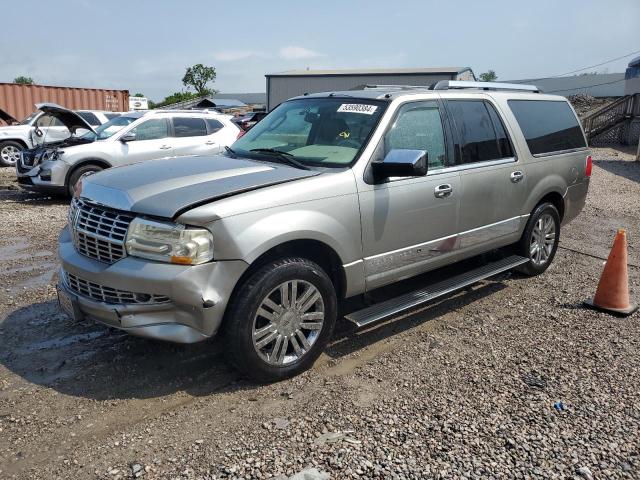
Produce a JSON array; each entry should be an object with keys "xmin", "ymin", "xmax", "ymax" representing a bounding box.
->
[{"xmin": 0, "ymin": 148, "xmax": 639, "ymax": 480}]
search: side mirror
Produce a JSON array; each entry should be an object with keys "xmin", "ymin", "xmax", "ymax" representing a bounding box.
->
[
  {"xmin": 120, "ymin": 132, "xmax": 136, "ymax": 143},
  {"xmin": 372, "ymin": 149, "xmax": 428, "ymax": 180}
]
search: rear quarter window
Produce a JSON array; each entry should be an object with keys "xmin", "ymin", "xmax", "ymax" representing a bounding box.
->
[{"xmin": 508, "ymin": 100, "xmax": 586, "ymax": 155}]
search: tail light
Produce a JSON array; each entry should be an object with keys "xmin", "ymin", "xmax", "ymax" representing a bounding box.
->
[
  {"xmin": 236, "ymin": 130, "xmax": 246, "ymax": 139},
  {"xmin": 585, "ymin": 155, "xmax": 592, "ymax": 177}
]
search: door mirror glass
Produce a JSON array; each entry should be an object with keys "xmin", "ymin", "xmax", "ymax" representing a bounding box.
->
[
  {"xmin": 372, "ymin": 149, "xmax": 428, "ymax": 179},
  {"xmin": 120, "ymin": 132, "xmax": 136, "ymax": 143}
]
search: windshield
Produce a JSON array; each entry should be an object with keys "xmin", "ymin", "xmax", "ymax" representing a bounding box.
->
[
  {"xmin": 232, "ymin": 98, "xmax": 386, "ymax": 167},
  {"xmin": 20, "ymin": 111, "xmax": 40, "ymax": 125},
  {"xmin": 82, "ymin": 115, "xmax": 137, "ymax": 140}
]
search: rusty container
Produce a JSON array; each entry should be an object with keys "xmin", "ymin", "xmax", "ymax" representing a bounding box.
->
[{"xmin": 0, "ymin": 82, "xmax": 129, "ymax": 122}]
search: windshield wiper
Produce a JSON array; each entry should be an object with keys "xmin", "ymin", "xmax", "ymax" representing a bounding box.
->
[
  {"xmin": 249, "ymin": 148, "xmax": 310, "ymax": 170},
  {"xmin": 225, "ymin": 146, "xmax": 238, "ymax": 158}
]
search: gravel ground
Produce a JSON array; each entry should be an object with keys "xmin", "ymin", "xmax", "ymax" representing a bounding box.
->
[{"xmin": 0, "ymin": 148, "xmax": 639, "ymax": 480}]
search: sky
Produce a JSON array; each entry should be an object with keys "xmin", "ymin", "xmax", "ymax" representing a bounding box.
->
[{"xmin": 1, "ymin": 0, "xmax": 638, "ymax": 101}]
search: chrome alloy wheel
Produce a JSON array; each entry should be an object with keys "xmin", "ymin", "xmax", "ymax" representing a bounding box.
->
[
  {"xmin": 0, "ymin": 145, "xmax": 20, "ymax": 165},
  {"xmin": 529, "ymin": 213, "xmax": 556, "ymax": 265},
  {"xmin": 252, "ymin": 280, "xmax": 325, "ymax": 365}
]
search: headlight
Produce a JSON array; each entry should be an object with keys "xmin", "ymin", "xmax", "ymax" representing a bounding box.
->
[{"xmin": 125, "ymin": 218, "xmax": 214, "ymax": 265}]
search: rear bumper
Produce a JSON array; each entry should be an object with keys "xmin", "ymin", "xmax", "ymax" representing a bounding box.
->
[
  {"xmin": 58, "ymin": 226, "xmax": 249, "ymax": 343},
  {"xmin": 562, "ymin": 179, "xmax": 589, "ymax": 225}
]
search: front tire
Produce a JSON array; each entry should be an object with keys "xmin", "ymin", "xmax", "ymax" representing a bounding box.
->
[
  {"xmin": 67, "ymin": 164, "xmax": 103, "ymax": 197},
  {"xmin": 0, "ymin": 141, "xmax": 24, "ymax": 167},
  {"xmin": 516, "ymin": 202, "xmax": 560, "ymax": 276},
  {"xmin": 224, "ymin": 257, "xmax": 337, "ymax": 382}
]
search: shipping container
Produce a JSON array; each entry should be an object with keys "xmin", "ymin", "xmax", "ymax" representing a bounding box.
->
[{"xmin": 0, "ymin": 83, "xmax": 129, "ymax": 123}]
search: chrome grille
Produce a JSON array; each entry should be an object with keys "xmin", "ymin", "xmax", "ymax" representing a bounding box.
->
[
  {"xmin": 64, "ymin": 271, "xmax": 170, "ymax": 305},
  {"xmin": 69, "ymin": 198, "xmax": 134, "ymax": 263}
]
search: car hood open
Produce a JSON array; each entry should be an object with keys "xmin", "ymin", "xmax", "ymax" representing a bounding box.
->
[
  {"xmin": 79, "ymin": 155, "xmax": 320, "ymax": 219},
  {"xmin": 0, "ymin": 108, "xmax": 18, "ymax": 125},
  {"xmin": 36, "ymin": 103, "xmax": 96, "ymax": 134}
]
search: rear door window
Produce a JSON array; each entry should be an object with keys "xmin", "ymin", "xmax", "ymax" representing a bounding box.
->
[
  {"xmin": 508, "ymin": 100, "xmax": 586, "ymax": 155},
  {"xmin": 446, "ymin": 100, "xmax": 513, "ymax": 164},
  {"xmin": 206, "ymin": 119, "xmax": 224, "ymax": 134},
  {"xmin": 173, "ymin": 117, "xmax": 208, "ymax": 137}
]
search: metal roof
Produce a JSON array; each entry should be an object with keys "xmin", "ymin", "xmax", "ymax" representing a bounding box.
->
[
  {"xmin": 266, "ymin": 67, "xmax": 471, "ymax": 77},
  {"xmin": 214, "ymin": 93, "xmax": 266, "ymax": 104},
  {"xmin": 507, "ymin": 73, "xmax": 626, "ymax": 97},
  {"xmin": 161, "ymin": 96, "xmax": 247, "ymax": 110}
]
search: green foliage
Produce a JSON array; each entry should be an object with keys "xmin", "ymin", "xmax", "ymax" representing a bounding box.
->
[
  {"xmin": 182, "ymin": 64, "xmax": 218, "ymax": 96},
  {"xmin": 133, "ymin": 92, "xmax": 145, "ymax": 97},
  {"xmin": 479, "ymin": 70, "xmax": 497, "ymax": 82},
  {"xmin": 151, "ymin": 91, "xmax": 200, "ymax": 109},
  {"xmin": 14, "ymin": 76, "xmax": 34, "ymax": 85}
]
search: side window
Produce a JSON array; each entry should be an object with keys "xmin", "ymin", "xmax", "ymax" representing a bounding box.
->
[
  {"xmin": 384, "ymin": 101, "xmax": 446, "ymax": 169},
  {"xmin": 36, "ymin": 114, "xmax": 65, "ymax": 127},
  {"xmin": 508, "ymin": 100, "xmax": 587, "ymax": 155},
  {"xmin": 205, "ymin": 119, "xmax": 224, "ymax": 134},
  {"xmin": 129, "ymin": 119, "xmax": 168, "ymax": 141},
  {"xmin": 447, "ymin": 100, "xmax": 512, "ymax": 164},
  {"xmin": 76, "ymin": 112, "xmax": 101, "ymax": 126},
  {"xmin": 485, "ymin": 103, "xmax": 514, "ymax": 158},
  {"xmin": 173, "ymin": 117, "xmax": 208, "ymax": 137}
]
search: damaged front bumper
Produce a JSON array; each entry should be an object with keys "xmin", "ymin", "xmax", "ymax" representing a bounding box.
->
[{"xmin": 57, "ymin": 227, "xmax": 248, "ymax": 343}]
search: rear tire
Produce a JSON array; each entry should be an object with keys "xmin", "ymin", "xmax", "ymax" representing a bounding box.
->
[
  {"xmin": 67, "ymin": 164, "xmax": 103, "ymax": 197},
  {"xmin": 0, "ymin": 140, "xmax": 24, "ymax": 167},
  {"xmin": 516, "ymin": 202, "xmax": 561, "ymax": 276},
  {"xmin": 223, "ymin": 257, "xmax": 337, "ymax": 383}
]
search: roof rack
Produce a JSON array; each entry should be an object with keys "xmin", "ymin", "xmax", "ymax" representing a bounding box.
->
[{"xmin": 433, "ymin": 80, "xmax": 540, "ymax": 93}]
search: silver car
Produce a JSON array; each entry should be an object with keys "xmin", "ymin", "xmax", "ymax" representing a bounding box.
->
[
  {"xmin": 57, "ymin": 81, "xmax": 591, "ymax": 381},
  {"xmin": 17, "ymin": 107, "xmax": 240, "ymax": 196}
]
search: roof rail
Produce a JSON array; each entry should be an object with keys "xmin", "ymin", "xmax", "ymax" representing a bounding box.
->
[
  {"xmin": 433, "ymin": 80, "xmax": 540, "ymax": 93},
  {"xmin": 357, "ymin": 84, "xmax": 431, "ymax": 91}
]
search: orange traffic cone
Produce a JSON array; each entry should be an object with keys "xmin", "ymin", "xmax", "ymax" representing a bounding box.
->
[{"xmin": 584, "ymin": 229, "xmax": 637, "ymax": 316}]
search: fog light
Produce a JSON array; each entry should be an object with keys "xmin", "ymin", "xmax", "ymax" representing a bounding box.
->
[
  {"xmin": 133, "ymin": 293, "xmax": 151, "ymax": 303},
  {"xmin": 39, "ymin": 169, "xmax": 52, "ymax": 181}
]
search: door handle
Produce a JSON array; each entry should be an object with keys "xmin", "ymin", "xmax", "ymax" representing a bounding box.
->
[
  {"xmin": 159, "ymin": 145, "xmax": 172, "ymax": 150},
  {"xmin": 434, "ymin": 184, "xmax": 453, "ymax": 198},
  {"xmin": 205, "ymin": 140, "xmax": 216, "ymax": 145},
  {"xmin": 510, "ymin": 171, "xmax": 524, "ymax": 183}
]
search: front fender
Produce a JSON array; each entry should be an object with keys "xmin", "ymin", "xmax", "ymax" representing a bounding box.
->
[{"xmin": 211, "ymin": 196, "xmax": 363, "ymax": 266}]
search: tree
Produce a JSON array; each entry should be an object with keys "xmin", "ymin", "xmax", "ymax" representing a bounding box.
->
[
  {"xmin": 182, "ymin": 64, "xmax": 217, "ymax": 96},
  {"xmin": 479, "ymin": 70, "xmax": 497, "ymax": 82},
  {"xmin": 14, "ymin": 76, "xmax": 34, "ymax": 85},
  {"xmin": 133, "ymin": 92, "xmax": 145, "ymax": 97}
]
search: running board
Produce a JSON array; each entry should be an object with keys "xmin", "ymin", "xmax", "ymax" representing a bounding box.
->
[{"xmin": 345, "ymin": 255, "xmax": 528, "ymax": 328}]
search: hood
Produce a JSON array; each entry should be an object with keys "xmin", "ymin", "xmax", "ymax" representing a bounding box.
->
[
  {"xmin": 0, "ymin": 108, "xmax": 18, "ymax": 125},
  {"xmin": 80, "ymin": 155, "xmax": 320, "ymax": 218},
  {"xmin": 36, "ymin": 103, "xmax": 96, "ymax": 134}
]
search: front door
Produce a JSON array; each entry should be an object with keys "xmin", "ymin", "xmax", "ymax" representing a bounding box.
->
[
  {"xmin": 358, "ymin": 100, "xmax": 461, "ymax": 290},
  {"xmin": 117, "ymin": 118, "xmax": 173, "ymax": 165},
  {"xmin": 444, "ymin": 98, "xmax": 527, "ymax": 254}
]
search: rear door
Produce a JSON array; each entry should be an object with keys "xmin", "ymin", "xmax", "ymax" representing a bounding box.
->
[
  {"xmin": 117, "ymin": 118, "xmax": 172, "ymax": 165},
  {"xmin": 444, "ymin": 98, "xmax": 527, "ymax": 254},
  {"xmin": 170, "ymin": 116, "xmax": 213, "ymax": 156}
]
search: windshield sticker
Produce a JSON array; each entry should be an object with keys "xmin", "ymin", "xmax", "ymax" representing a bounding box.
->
[{"xmin": 337, "ymin": 104, "xmax": 378, "ymax": 115}]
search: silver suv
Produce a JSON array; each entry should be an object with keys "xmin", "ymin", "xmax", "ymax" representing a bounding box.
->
[{"xmin": 57, "ymin": 81, "xmax": 591, "ymax": 381}]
